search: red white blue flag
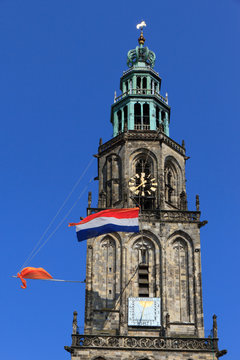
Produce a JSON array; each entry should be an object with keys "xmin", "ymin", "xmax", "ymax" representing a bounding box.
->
[{"xmin": 69, "ymin": 208, "xmax": 139, "ymax": 242}]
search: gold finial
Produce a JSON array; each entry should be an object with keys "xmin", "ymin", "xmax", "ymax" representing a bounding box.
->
[
  {"xmin": 138, "ymin": 31, "xmax": 145, "ymax": 45},
  {"xmin": 136, "ymin": 21, "xmax": 146, "ymax": 45}
]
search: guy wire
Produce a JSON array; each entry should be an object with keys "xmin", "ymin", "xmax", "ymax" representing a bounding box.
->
[
  {"xmin": 19, "ymin": 157, "xmax": 94, "ymax": 271},
  {"xmin": 19, "ymin": 177, "xmax": 94, "ymax": 270}
]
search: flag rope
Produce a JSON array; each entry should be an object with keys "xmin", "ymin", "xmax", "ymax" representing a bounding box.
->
[
  {"xmin": 19, "ymin": 177, "xmax": 94, "ymax": 271},
  {"xmin": 18, "ymin": 157, "xmax": 94, "ymax": 272}
]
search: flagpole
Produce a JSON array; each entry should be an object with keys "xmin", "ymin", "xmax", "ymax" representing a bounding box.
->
[{"xmin": 12, "ymin": 276, "xmax": 85, "ymax": 283}]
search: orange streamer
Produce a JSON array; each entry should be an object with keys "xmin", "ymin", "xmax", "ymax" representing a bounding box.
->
[{"xmin": 17, "ymin": 267, "xmax": 53, "ymax": 289}]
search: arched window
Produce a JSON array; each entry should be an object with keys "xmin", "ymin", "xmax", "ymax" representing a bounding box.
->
[
  {"xmin": 166, "ymin": 170, "xmax": 173, "ymax": 203},
  {"xmin": 161, "ymin": 111, "xmax": 165, "ymax": 122},
  {"xmin": 117, "ymin": 110, "xmax": 122, "ymax": 133},
  {"xmin": 124, "ymin": 106, "xmax": 128, "ymax": 129},
  {"xmin": 167, "ymin": 238, "xmax": 190, "ymax": 322},
  {"xmin": 165, "ymin": 161, "xmax": 177, "ymax": 206},
  {"xmin": 164, "ymin": 157, "xmax": 183, "ymax": 208},
  {"xmin": 134, "ymin": 103, "xmax": 141, "ymax": 130},
  {"xmin": 156, "ymin": 106, "xmax": 160, "ymax": 129},
  {"xmin": 133, "ymin": 238, "xmax": 156, "ymax": 298},
  {"xmin": 142, "ymin": 77, "xmax": 147, "ymax": 94},
  {"xmin": 100, "ymin": 237, "xmax": 116, "ymax": 307},
  {"xmin": 136, "ymin": 158, "xmax": 151, "ymax": 177},
  {"xmin": 134, "ymin": 157, "xmax": 155, "ymax": 210},
  {"xmin": 105, "ymin": 155, "xmax": 121, "ymax": 207},
  {"xmin": 137, "ymin": 76, "xmax": 141, "ymax": 93},
  {"xmin": 143, "ymin": 104, "xmax": 150, "ymax": 129}
]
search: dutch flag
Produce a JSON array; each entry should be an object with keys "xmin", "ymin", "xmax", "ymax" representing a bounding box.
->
[{"xmin": 69, "ymin": 208, "xmax": 139, "ymax": 242}]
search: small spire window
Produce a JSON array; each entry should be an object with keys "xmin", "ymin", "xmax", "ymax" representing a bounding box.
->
[
  {"xmin": 156, "ymin": 106, "xmax": 160, "ymax": 129},
  {"xmin": 142, "ymin": 77, "xmax": 147, "ymax": 94},
  {"xmin": 143, "ymin": 104, "xmax": 150, "ymax": 129},
  {"xmin": 137, "ymin": 77, "xmax": 141, "ymax": 93},
  {"xmin": 134, "ymin": 103, "xmax": 141, "ymax": 129},
  {"xmin": 117, "ymin": 110, "xmax": 122, "ymax": 133},
  {"xmin": 124, "ymin": 106, "xmax": 128, "ymax": 130}
]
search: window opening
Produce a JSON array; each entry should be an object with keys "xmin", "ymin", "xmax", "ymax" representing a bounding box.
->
[
  {"xmin": 138, "ymin": 261, "xmax": 149, "ymax": 297},
  {"xmin": 142, "ymin": 77, "xmax": 147, "ymax": 94},
  {"xmin": 126, "ymin": 81, "xmax": 129, "ymax": 93},
  {"xmin": 137, "ymin": 77, "xmax": 141, "ymax": 93},
  {"xmin": 156, "ymin": 106, "xmax": 160, "ymax": 129},
  {"xmin": 143, "ymin": 104, "xmax": 150, "ymax": 129},
  {"xmin": 136, "ymin": 158, "xmax": 151, "ymax": 177},
  {"xmin": 124, "ymin": 106, "xmax": 128, "ymax": 129},
  {"xmin": 141, "ymin": 249, "xmax": 147, "ymax": 264},
  {"xmin": 165, "ymin": 170, "xmax": 174, "ymax": 203},
  {"xmin": 134, "ymin": 103, "xmax": 141, "ymax": 130},
  {"xmin": 117, "ymin": 110, "xmax": 122, "ymax": 133},
  {"xmin": 134, "ymin": 158, "xmax": 155, "ymax": 210}
]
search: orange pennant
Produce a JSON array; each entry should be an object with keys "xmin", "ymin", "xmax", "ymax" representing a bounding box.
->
[{"xmin": 17, "ymin": 267, "xmax": 53, "ymax": 289}]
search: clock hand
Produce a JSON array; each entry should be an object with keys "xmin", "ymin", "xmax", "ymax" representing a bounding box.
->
[{"xmin": 134, "ymin": 179, "xmax": 147, "ymax": 190}]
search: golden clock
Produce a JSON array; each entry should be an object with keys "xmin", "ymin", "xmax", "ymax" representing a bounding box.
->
[{"xmin": 128, "ymin": 172, "xmax": 157, "ymax": 196}]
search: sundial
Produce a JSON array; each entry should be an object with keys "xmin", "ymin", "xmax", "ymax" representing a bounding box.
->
[{"xmin": 128, "ymin": 297, "xmax": 161, "ymax": 327}]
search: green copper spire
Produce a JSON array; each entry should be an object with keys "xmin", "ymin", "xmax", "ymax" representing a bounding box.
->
[
  {"xmin": 111, "ymin": 24, "xmax": 170, "ymax": 138},
  {"xmin": 127, "ymin": 22, "xmax": 156, "ymax": 68}
]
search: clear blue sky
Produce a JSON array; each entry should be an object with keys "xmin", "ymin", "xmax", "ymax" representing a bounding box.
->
[{"xmin": 1, "ymin": 0, "xmax": 239, "ymax": 359}]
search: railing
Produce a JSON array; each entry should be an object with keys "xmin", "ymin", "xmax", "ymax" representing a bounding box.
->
[
  {"xmin": 134, "ymin": 115, "xmax": 150, "ymax": 130},
  {"xmin": 114, "ymin": 89, "xmax": 168, "ymax": 104},
  {"xmin": 134, "ymin": 124, "xmax": 150, "ymax": 130},
  {"xmin": 70, "ymin": 334, "xmax": 218, "ymax": 352}
]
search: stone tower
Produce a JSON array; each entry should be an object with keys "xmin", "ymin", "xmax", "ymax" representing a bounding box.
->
[{"xmin": 65, "ymin": 30, "xmax": 226, "ymax": 360}]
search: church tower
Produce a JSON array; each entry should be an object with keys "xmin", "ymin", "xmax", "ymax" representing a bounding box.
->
[{"xmin": 65, "ymin": 28, "xmax": 226, "ymax": 360}]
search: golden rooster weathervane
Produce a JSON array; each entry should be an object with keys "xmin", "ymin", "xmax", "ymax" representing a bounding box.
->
[{"xmin": 136, "ymin": 21, "xmax": 146, "ymax": 45}]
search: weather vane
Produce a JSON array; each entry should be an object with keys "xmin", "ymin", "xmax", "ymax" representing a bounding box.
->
[
  {"xmin": 136, "ymin": 21, "xmax": 146, "ymax": 31},
  {"xmin": 136, "ymin": 21, "xmax": 146, "ymax": 45}
]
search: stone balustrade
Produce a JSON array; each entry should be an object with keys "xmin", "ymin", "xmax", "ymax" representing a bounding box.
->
[{"xmin": 70, "ymin": 334, "xmax": 218, "ymax": 352}]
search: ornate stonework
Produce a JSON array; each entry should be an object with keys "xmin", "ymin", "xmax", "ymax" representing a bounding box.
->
[{"xmin": 65, "ymin": 33, "xmax": 226, "ymax": 360}]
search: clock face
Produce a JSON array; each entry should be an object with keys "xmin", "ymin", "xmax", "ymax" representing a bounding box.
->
[
  {"xmin": 128, "ymin": 172, "xmax": 157, "ymax": 197},
  {"xmin": 128, "ymin": 297, "xmax": 161, "ymax": 327}
]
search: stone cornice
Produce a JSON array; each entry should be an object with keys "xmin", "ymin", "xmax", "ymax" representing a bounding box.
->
[
  {"xmin": 87, "ymin": 208, "xmax": 201, "ymax": 223},
  {"xmin": 98, "ymin": 131, "xmax": 186, "ymax": 157}
]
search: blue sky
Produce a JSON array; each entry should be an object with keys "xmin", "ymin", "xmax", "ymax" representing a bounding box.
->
[{"xmin": 1, "ymin": 0, "xmax": 239, "ymax": 359}]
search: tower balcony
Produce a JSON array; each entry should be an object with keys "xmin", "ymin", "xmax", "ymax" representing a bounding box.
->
[
  {"xmin": 114, "ymin": 88, "xmax": 168, "ymax": 105},
  {"xmin": 66, "ymin": 334, "xmax": 218, "ymax": 353}
]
